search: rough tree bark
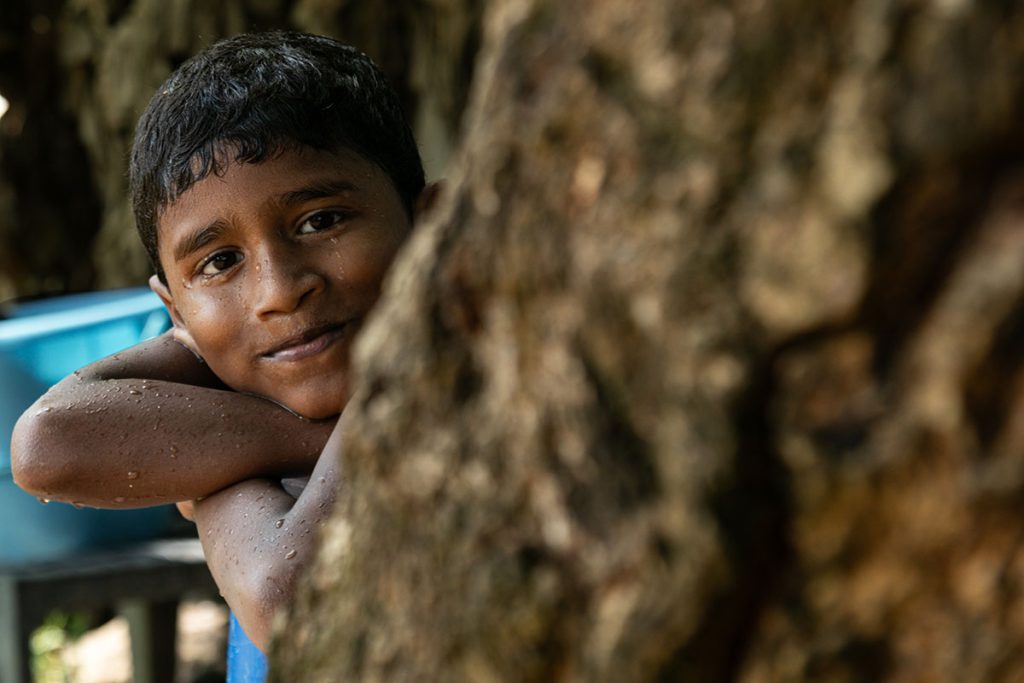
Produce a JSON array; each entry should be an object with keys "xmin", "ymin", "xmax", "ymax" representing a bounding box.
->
[{"xmin": 272, "ymin": 0, "xmax": 1024, "ymax": 681}]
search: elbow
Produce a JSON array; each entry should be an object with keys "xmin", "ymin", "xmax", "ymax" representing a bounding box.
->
[
  {"xmin": 233, "ymin": 558, "xmax": 299, "ymax": 652},
  {"xmin": 10, "ymin": 406, "xmax": 67, "ymax": 497}
]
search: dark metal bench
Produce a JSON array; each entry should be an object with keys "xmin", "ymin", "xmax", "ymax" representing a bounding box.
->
[{"xmin": 0, "ymin": 537, "xmax": 220, "ymax": 683}]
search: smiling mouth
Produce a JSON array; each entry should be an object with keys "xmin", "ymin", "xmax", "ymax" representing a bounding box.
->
[{"xmin": 262, "ymin": 323, "xmax": 350, "ymax": 362}]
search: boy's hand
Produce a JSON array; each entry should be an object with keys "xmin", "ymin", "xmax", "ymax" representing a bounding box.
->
[{"xmin": 176, "ymin": 500, "xmax": 196, "ymax": 522}]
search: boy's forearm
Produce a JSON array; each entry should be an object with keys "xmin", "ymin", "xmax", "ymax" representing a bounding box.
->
[
  {"xmin": 11, "ymin": 332, "xmax": 332, "ymax": 507},
  {"xmin": 192, "ymin": 415, "xmax": 344, "ymax": 651}
]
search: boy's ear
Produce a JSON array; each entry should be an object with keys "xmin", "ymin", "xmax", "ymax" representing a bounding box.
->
[
  {"xmin": 414, "ymin": 181, "xmax": 445, "ymax": 225},
  {"xmin": 148, "ymin": 274, "xmax": 200, "ymax": 356}
]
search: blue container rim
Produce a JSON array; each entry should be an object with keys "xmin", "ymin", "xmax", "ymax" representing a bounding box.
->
[{"xmin": 0, "ymin": 290, "xmax": 162, "ymax": 347}]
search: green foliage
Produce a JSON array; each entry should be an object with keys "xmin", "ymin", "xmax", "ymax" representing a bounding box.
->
[{"xmin": 30, "ymin": 611, "xmax": 91, "ymax": 683}]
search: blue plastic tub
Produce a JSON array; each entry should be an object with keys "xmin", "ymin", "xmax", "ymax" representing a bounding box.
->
[{"xmin": 0, "ymin": 288, "xmax": 177, "ymax": 564}]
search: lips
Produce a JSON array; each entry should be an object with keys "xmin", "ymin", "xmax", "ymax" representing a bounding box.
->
[{"xmin": 261, "ymin": 322, "xmax": 350, "ymax": 362}]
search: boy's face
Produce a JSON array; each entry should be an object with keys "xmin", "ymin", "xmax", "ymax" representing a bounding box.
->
[{"xmin": 151, "ymin": 146, "xmax": 411, "ymax": 419}]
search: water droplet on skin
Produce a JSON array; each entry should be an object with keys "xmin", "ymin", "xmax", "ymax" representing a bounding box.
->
[
  {"xmin": 130, "ymin": 389, "xmax": 141, "ymax": 395},
  {"xmin": 114, "ymin": 496, "xmax": 126, "ymax": 503},
  {"xmin": 285, "ymin": 549, "xmax": 297, "ymax": 560},
  {"xmin": 35, "ymin": 407, "xmax": 52, "ymax": 415},
  {"xmin": 275, "ymin": 518, "xmax": 285, "ymax": 529},
  {"xmin": 169, "ymin": 445, "xmax": 179, "ymax": 455},
  {"xmin": 127, "ymin": 471, "xmax": 139, "ymax": 480},
  {"xmin": 37, "ymin": 497, "xmax": 51, "ymax": 504}
]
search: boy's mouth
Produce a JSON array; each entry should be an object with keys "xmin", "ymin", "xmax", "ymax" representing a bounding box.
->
[{"xmin": 261, "ymin": 322, "xmax": 350, "ymax": 362}]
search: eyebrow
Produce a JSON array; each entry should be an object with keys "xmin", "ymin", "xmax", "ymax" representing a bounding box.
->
[
  {"xmin": 277, "ymin": 179, "xmax": 360, "ymax": 207},
  {"xmin": 172, "ymin": 221, "xmax": 227, "ymax": 263},
  {"xmin": 169, "ymin": 179, "xmax": 361, "ymax": 264}
]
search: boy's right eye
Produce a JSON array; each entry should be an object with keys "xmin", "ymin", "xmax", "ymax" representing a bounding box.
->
[{"xmin": 199, "ymin": 251, "xmax": 242, "ymax": 276}]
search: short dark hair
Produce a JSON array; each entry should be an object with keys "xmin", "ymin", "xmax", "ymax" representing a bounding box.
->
[{"xmin": 130, "ymin": 31, "xmax": 425, "ymax": 280}]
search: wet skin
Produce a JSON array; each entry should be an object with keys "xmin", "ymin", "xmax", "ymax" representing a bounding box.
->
[
  {"xmin": 151, "ymin": 146, "xmax": 411, "ymax": 419},
  {"xmin": 13, "ymin": 144, "xmax": 431, "ymax": 649},
  {"xmin": 148, "ymin": 146, "xmax": 424, "ymax": 648}
]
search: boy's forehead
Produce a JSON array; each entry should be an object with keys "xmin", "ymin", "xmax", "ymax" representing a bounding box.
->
[
  {"xmin": 165, "ymin": 144, "xmax": 367, "ymax": 207},
  {"xmin": 155, "ymin": 146, "xmax": 390, "ymax": 246}
]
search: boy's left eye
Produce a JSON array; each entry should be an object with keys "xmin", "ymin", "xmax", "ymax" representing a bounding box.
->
[{"xmin": 298, "ymin": 210, "xmax": 351, "ymax": 235}]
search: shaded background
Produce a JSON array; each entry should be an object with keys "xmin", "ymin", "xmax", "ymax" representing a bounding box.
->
[{"xmin": 0, "ymin": 0, "xmax": 482, "ymax": 302}]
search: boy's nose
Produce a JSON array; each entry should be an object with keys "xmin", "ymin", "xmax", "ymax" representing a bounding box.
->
[{"xmin": 252, "ymin": 251, "xmax": 325, "ymax": 318}]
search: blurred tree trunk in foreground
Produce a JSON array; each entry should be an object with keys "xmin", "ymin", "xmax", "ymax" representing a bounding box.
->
[
  {"xmin": 272, "ymin": 0, "xmax": 1024, "ymax": 681},
  {"xmin": 0, "ymin": 0, "xmax": 480, "ymax": 299}
]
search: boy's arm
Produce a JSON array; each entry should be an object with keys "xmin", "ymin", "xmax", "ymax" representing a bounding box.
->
[
  {"xmin": 191, "ymin": 412, "xmax": 346, "ymax": 651},
  {"xmin": 10, "ymin": 331, "xmax": 333, "ymax": 507}
]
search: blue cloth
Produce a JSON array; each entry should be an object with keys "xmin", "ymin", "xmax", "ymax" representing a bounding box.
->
[{"xmin": 227, "ymin": 612, "xmax": 268, "ymax": 682}]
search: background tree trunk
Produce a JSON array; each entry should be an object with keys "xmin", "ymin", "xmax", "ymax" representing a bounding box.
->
[
  {"xmin": 0, "ymin": 0, "xmax": 480, "ymax": 300},
  {"xmin": 271, "ymin": 0, "xmax": 1024, "ymax": 681}
]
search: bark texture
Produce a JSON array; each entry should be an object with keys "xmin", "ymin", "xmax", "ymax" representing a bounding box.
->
[
  {"xmin": 0, "ymin": 0, "xmax": 480, "ymax": 298},
  {"xmin": 273, "ymin": 0, "xmax": 1024, "ymax": 681}
]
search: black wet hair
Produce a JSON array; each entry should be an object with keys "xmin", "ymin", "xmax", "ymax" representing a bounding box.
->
[{"xmin": 130, "ymin": 31, "xmax": 425, "ymax": 281}]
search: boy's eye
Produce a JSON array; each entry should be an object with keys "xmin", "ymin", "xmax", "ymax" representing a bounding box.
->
[
  {"xmin": 199, "ymin": 251, "xmax": 242, "ymax": 276},
  {"xmin": 298, "ymin": 210, "xmax": 350, "ymax": 235}
]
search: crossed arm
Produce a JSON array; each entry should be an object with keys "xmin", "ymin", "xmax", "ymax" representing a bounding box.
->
[
  {"xmin": 11, "ymin": 331, "xmax": 333, "ymax": 506},
  {"xmin": 10, "ymin": 331, "xmax": 343, "ymax": 649},
  {"xmin": 190, "ymin": 416, "xmax": 345, "ymax": 649}
]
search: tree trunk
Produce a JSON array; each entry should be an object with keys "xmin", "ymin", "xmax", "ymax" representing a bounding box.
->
[{"xmin": 271, "ymin": 0, "xmax": 1024, "ymax": 681}]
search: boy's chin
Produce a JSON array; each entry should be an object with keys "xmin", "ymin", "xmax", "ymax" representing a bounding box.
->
[{"xmin": 269, "ymin": 388, "xmax": 347, "ymax": 421}]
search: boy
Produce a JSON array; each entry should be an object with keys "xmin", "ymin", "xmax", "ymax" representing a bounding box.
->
[{"xmin": 10, "ymin": 31, "xmax": 436, "ymax": 650}]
